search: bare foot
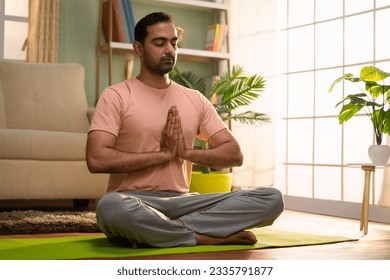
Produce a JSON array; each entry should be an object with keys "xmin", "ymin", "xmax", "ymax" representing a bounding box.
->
[{"xmin": 195, "ymin": 231, "xmax": 257, "ymax": 245}]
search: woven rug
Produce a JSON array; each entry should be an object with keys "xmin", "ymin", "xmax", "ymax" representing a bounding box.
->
[{"xmin": 0, "ymin": 210, "xmax": 100, "ymax": 234}]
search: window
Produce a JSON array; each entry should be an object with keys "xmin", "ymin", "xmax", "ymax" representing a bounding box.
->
[
  {"xmin": 0, "ymin": 0, "xmax": 28, "ymax": 61},
  {"xmin": 275, "ymin": 0, "xmax": 390, "ymax": 206}
]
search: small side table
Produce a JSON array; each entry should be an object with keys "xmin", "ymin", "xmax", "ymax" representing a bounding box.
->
[{"xmin": 348, "ymin": 163, "xmax": 390, "ymax": 234}]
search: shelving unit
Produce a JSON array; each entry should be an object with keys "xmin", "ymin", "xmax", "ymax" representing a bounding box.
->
[
  {"xmin": 103, "ymin": 42, "xmax": 230, "ymax": 61},
  {"xmin": 133, "ymin": 0, "xmax": 228, "ymax": 10},
  {"xmin": 96, "ymin": 0, "xmax": 230, "ymax": 101}
]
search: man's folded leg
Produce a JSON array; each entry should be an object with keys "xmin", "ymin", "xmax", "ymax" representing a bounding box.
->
[
  {"xmin": 179, "ymin": 187, "xmax": 284, "ymax": 237},
  {"xmin": 96, "ymin": 192, "xmax": 197, "ymax": 247}
]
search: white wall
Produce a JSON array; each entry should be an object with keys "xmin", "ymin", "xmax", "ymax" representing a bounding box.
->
[{"xmin": 229, "ymin": 0, "xmax": 280, "ymax": 188}]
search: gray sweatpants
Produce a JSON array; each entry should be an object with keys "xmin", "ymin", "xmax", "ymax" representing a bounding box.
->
[{"xmin": 96, "ymin": 187, "xmax": 284, "ymax": 247}]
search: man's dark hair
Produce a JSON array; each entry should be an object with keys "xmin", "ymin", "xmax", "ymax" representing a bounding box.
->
[{"xmin": 134, "ymin": 12, "xmax": 175, "ymax": 44}]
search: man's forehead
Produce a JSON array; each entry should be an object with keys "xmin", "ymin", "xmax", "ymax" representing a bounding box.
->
[{"xmin": 147, "ymin": 22, "xmax": 177, "ymax": 38}]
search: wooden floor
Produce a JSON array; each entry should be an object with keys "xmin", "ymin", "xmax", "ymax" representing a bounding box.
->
[{"xmin": 1, "ymin": 206, "xmax": 389, "ymax": 260}]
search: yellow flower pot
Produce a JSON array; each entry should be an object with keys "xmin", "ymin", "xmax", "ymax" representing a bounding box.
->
[{"xmin": 189, "ymin": 171, "xmax": 232, "ymax": 194}]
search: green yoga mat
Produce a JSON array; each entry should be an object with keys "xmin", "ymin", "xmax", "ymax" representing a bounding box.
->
[{"xmin": 0, "ymin": 228, "xmax": 357, "ymax": 260}]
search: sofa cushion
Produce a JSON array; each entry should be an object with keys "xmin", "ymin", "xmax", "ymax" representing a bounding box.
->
[
  {"xmin": 0, "ymin": 129, "xmax": 87, "ymax": 160},
  {"xmin": 0, "ymin": 61, "xmax": 90, "ymax": 133}
]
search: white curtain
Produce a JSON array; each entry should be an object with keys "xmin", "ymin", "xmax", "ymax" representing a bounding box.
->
[
  {"xmin": 27, "ymin": 0, "xmax": 60, "ymax": 63},
  {"xmin": 379, "ymin": 135, "xmax": 390, "ymax": 207}
]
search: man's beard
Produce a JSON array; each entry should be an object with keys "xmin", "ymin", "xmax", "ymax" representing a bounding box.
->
[{"xmin": 145, "ymin": 55, "xmax": 176, "ymax": 75}]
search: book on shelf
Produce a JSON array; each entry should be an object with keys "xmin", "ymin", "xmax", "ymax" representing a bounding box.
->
[
  {"xmin": 204, "ymin": 24, "xmax": 219, "ymax": 51},
  {"xmin": 118, "ymin": 0, "xmax": 130, "ymax": 43},
  {"xmin": 123, "ymin": 0, "xmax": 136, "ymax": 43},
  {"xmin": 204, "ymin": 23, "xmax": 227, "ymax": 52},
  {"xmin": 215, "ymin": 24, "xmax": 228, "ymax": 52},
  {"xmin": 100, "ymin": 0, "xmax": 135, "ymax": 43},
  {"xmin": 101, "ymin": 0, "xmax": 125, "ymax": 43}
]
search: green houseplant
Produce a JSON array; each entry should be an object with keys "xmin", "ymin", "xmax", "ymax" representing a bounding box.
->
[
  {"xmin": 170, "ymin": 65, "xmax": 270, "ymax": 192},
  {"xmin": 328, "ymin": 65, "xmax": 390, "ymax": 164}
]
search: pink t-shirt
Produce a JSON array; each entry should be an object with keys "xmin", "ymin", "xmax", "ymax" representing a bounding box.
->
[{"xmin": 89, "ymin": 78, "xmax": 227, "ymax": 193}]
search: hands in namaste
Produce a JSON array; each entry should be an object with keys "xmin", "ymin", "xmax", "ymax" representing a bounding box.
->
[{"xmin": 160, "ymin": 105, "xmax": 187, "ymax": 160}]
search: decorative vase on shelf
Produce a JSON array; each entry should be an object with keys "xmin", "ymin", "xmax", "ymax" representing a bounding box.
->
[{"xmin": 368, "ymin": 145, "xmax": 390, "ymax": 165}]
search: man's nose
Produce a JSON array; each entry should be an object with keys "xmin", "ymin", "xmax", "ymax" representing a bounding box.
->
[{"xmin": 165, "ymin": 44, "xmax": 175, "ymax": 54}]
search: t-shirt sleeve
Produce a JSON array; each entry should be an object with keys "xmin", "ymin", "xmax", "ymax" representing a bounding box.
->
[
  {"xmin": 197, "ymin": 94, "xmax": 228, "ymax": 141},
  {"xmin": 89, "ymin": 87, "xmax": 123, "ymax": 137}
]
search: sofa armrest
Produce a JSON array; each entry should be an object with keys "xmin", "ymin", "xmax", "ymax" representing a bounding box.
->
[{"xmin": 87, "ymin": 108, "xmax": 95, "ymax": 123}]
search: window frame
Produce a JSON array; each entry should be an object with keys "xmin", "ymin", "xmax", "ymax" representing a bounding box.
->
[
  {"xmin": 0, "ymin": 0, "xmax": 28, "ymax": 61},
  {"xmin": 275, "ymin": 1, "xmax": 390, "ymax": 222}
]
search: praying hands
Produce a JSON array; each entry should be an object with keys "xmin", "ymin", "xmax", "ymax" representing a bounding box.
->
[{"xmin": 160, "ymin": 105, "xmax": 187, "ymax": 160}]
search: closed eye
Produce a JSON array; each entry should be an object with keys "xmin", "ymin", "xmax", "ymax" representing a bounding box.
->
[
  {"xmin": 152, "ymin": 37, "xmax": 178, "ymax": 48},
  {"xmin": 153, "ymin": 39, "xmax": 165, "ymax": 46}
]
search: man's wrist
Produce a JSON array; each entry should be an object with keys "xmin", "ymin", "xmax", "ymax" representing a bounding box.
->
[
  {"xmin": 178, "ymin": 147, "xmax": 192, "ymax": 162},
  {"xmin": 160, "ymin": 149, "xmax": 176, "ymax": 161}
]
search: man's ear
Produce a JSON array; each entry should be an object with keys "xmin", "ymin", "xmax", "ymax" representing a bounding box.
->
[{"xmin": 133, "ymin": 41, "xmax": 143, "ymax": 56}]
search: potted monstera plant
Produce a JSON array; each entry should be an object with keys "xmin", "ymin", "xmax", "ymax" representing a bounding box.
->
[
  {"xmin": 170, "ymin": 65, "xmax": 270, "ymax": 193},
  {"xmin": 328, "ymin": 65, "xmax": 390, "ymax": 164}
]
